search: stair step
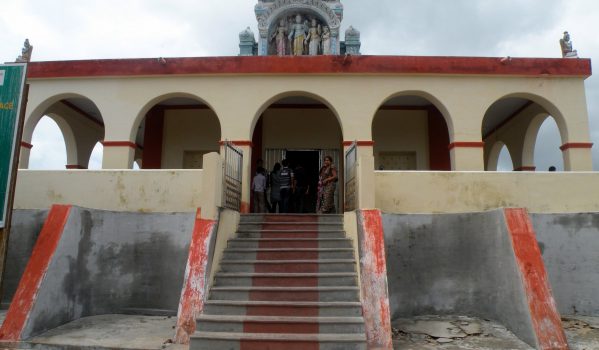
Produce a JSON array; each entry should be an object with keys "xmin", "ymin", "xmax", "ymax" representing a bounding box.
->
[
  {"xmin": 209, "ymin": 286, "xmax": 360, "ymax": 302},
  {"xmin": 196, "ymin": 315, "xmax": 365, "ymax": 334},
  {"xmin": 213, "ymin": 272, "xmax": 358, "ymax": 287},
  {"xmin": 203, "ymin": 300, "xmax": 363, "ymax": 317},
  {"xmin": 228, "ymin": 238, "xmax": 352, "ymax": 248},
  {"xmin": 191, "ymin": 331, "xmax": 366, "ymax": 350},
  {"xmin": 223, "ymin": 248, "xmax": 354, "ymax": 260},
  {"xmin": 219, "ymin": 259, "xmax": 356, "ymax": 273},
  {"xmin": 237, "ymin": 231, "xmax": 346, "ymax": 239}
]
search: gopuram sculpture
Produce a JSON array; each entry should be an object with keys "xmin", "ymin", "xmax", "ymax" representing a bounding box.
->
[
  {"xmin": 241, "ymin": 0, "xmax": 360, "ymax": 56},
  {"xmin": 16, "ymin": 39, "xmax": 33, "ymax": 63},
  {"xmin": 559, "ymin": 31, "xmax": 578, "ymax": 58}
]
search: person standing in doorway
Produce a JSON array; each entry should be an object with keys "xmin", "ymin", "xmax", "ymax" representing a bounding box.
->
[
  {"xmin": 269, "ymin": 163, "xmax": 282, "ymax": 213},
  {"xmin": 279, "ymin": 159, "xmax": 295, "ymax": 213},
  {"xmin": 252, "ymin": 167, "xmax": 267, "ymax": 213},
  {"xmin": 317, "ymin": 156, "xmax": 338, "ymax": 214}
]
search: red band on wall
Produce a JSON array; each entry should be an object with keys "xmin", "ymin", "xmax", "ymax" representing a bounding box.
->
[
  {"xmin": 65, "ymin": 164, "xmax": 87, "ymax": 170},
  {"xmin": 504, "ymin": 208, "xmax": 569, "ymax": 350},
  {"xmin": 219, "ymin": 140, "xmax": 253, "ymax": 148},
  {"xmin": 448, "ymin": 142, "xmax": 485, "ymax": 150},
  {"xmin": 101, "ymin": 141, "xmax": 137, "ymax": 149},
  {"xmin": 559, "ymin": 142, "xmax": 593, "ymax": 151},
  {"xmin": 20, "ymin": 141, "xmax": 33, "ymax": 149},
  {"xmin": 342, "ymin": 141, "xmax": 375, "ymax": 147},
  {"xmin": 174, "ymin": 208, "xmax": 216, "ymax": 344},
  {"xmin": 0, "ymin": 205, "xmax": 72, "ymax": 341},
  {"xmin": 514, "ymin": 166, "xmax": 536, "ymax": 172}
]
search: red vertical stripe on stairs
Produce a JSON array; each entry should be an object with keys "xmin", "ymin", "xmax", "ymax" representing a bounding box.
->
[
  {"xmin": 0, "ymin": 205, "xmax": 71, "ymax": 341},
  {"xmin": 504, "ymin": 208, "xmax": 569, "ymax": 350}
]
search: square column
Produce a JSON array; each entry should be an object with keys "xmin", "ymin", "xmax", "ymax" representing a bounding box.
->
[
  {"xmin": 343, "ymin": 141, "xmax": 375, "ymax": 209},
  {"xmin": 18, "ymin": 142, "xmax": 32, "ymax": 169},
  {"xmin": 561, "ymin": 143, "xmax": 594, "ymax": 171},
  {"xmin": 449, "ymin": 142, "xmax": 485, "ymax": 171},
  {"xmin": 101, "ymin": 141, "xmax": 136, "ymax": 169}
]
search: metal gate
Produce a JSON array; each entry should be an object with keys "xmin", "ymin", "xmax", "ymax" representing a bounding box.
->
[{"xmin": 222, "ymin": 141, "xmax": 243, "ymax": 211}]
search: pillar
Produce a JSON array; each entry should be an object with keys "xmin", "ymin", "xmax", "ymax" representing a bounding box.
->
[
  {"xmin": 200, "ymin": 153, "xmax": 223, "ymax": 220},
  {"xmin": 561, "ymin": 143, "xmax": 593, "ymax": 171},
  {"xmin": 343, "ymin": 141, "xmax": 375, "ymax": 210},
  {"xmin": 18, "ymin": 142, "xmax": 32, "ymax": 169},
  {"xmin": 101, "ymin": 141, "xmax": 135, "ymax": 169},
  {"xmin": 449, "ymin": 142, "xmax": 485, "ymax": 171}
]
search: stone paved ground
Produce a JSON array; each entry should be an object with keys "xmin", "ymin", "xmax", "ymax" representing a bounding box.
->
[{"xmin": 393, "ymin": 315, "xmax": 599, "ymax": 350}]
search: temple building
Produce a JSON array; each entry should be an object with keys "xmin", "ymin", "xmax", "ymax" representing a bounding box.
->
[{"xmin": 1, "ymin": 1, "xmax": 597, "ymax": 349}]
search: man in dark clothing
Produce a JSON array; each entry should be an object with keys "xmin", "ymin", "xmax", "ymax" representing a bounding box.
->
[
  {"xmin": 292, "ymin": 164, "xmax": 309, "ymax": 213},
  {"xmin": 279, "ymin": 159, "xmax": 294, "ymax": 213}
]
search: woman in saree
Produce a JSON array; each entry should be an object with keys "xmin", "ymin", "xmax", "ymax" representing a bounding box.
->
[{"xmin": 317, "ymin": 155, "xmax": 338, "ymax": 214}]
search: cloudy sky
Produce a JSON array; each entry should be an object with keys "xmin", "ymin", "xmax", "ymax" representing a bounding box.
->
[{"xmin": 1, "ymin": 0, "xmax": 597, "ymax": 170}]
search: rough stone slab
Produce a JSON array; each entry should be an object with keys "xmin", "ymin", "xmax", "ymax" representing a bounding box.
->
[{"xmin": 25, "ymin": 314, "xmax": 178, "ymax": 350}]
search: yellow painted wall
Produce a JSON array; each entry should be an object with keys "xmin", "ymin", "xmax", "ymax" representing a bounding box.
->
[
  {"xmin": 372, "ymin": 110, "xmax": 429, "ymax": 170},
  {"xmin": 161, "ymin": 109, "xmax": 221, "ymax": 169},
  {"xmin": 261, "ymin": 108, "xmax": 342, "ymax": 149},
  {"xmin": 14, "ymin": 170, "xmax": 203, "ymax": 212},
  {"xmin": 375, "ymin": 171, "xmax": 599, "ymax": 214}
]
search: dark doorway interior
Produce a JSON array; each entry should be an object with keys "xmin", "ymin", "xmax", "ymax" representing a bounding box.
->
[{"xmin": 286, "ymin": 150, "xmax": 320, "ymax": 213}]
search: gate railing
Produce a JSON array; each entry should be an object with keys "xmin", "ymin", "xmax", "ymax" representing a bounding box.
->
[
  {"xmin": 344, "ymin": 141, "xmax": 357, "ymax": 212},
  {"xmin": 222, "ymin": 141, "xmax": 243, "ymax": 211}
]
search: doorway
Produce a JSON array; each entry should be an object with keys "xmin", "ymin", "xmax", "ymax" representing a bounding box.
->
[{"xmin": 286, "ymin": 150, "xmax": 320, "ymax": 213}]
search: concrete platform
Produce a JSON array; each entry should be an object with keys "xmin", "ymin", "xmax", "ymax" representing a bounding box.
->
[{"xmin": 22, "ymin": 314, "xmax": 188, "ymax": 350}]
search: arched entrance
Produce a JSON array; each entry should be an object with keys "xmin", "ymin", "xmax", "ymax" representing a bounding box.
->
[
  {"xmin": 134, "ymin": 96, "xmax": 221, "ymax": 169},
  {"xmin": 372, "ymin": 94, "xmax": 451, "ymax": 171},
  {"xmin": 482, "ymin": 96, "xmax": 566, "ymax": 171},
  {"xmin": 23, "ymin": 95, "xmax": 105, "ymax": 169},
  {"xmin": 251, "ymin": 95, "xmax": 343, "ymax": 213}
]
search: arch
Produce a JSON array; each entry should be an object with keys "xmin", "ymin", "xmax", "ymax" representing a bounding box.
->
[
  {"xmin": 29, "ymin": 116, "xmax": 69, "ymax": 169},
  {"xmin": 524, "ymin": 115, "xmax": 564, "ymax": 171},
  {"xmin": 88, "ymin": 142, "xmax": 103, "ymax": 169},
  {"xmin": 250, "ymin": 90, "xmax": 343, "ymax": 139},
  {"xmin": 487, "ymin": 141, "xmax": 514, "ymax": 171},
  {"xmin": 130, "ymin": 92, "xmax": 219, "ymax": 142},
  {"xmin": 23, "ymin": 93, "xmax": 104, "ymax": 143},
  {"xmin": 133, "ymin": 93, "xmax": 221, "ymax": 169},
  {"xmin": 373, "ymin": 90, "xmax": 454, "ymax": 139},
  {"xmin": 488, "ymin": 92, "xmax": 568, "ymax": 143}
]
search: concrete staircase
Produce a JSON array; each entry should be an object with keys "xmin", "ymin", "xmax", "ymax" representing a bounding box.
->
[{"xmin": 190, "ymin": 214, "xmax": 366, "ymax": 350}]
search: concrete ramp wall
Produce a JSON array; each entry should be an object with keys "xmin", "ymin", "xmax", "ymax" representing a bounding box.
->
[
  {"xmin": 382, "ymin": 209, "xmax": 567, "ymax": 349},
  {"xmin": 1, "ymin": 210, "xmax": 48, "ymax": 309},
  {"xmin": 532, "ymin": 213, "xmax": 599, "ymax": 316},
  {"xmin": 1, "ymin": 205, "xmax": 195, "ymax": 340}
]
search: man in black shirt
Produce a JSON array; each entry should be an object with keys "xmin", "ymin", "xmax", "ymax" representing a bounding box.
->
[{"xmin": 279, "ymin": 159, "xmax": 294, "ymax": 213}]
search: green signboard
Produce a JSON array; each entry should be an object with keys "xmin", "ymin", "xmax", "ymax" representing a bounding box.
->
[{"xmin": 0, "ymin": 64, "xmax": 26, "ymax": 229}]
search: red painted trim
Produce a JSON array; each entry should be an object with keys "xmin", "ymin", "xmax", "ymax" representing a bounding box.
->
[
  {"xmin": 220, "ymin": 140, "xmax": 254, "ymax": 148},
  {"xmin": 141, "ymin": 107, "xmax": 164, "ymax": 169},
  {"xmin": 504, "ymin": 208, "xmax": 568, "ymax": 350},
  {"xmin": 514, "ymin": 166, "xmax": 536, "ymax": 172},
  {"xmin": 20, "ymin": 141, "xmax": 33, "ymax": 149},
  {"xmin": 448, "ymin": 141, "xmax": 485, "ymax": 150},
  {"xmin": 342, "ymin": 140, "xmax": 375, "ymax": 147},
  {"xmin": 174, "ymin": 208, "xmax": 216, "ymax": 345},
  {"xmin": 240, "ymin": 201, "xmax": 250, "ymax": 214},
  {"xmin": 65, "ymin": 164, "xmax": 87, "ymax": 169},
  {"xmin": 359, "ymin": 210, "xmax": 393, "ymax": 349},
  {"xmin": 0, "ymin": 205, "xmax": 72, "ymax": 341},
  {"xmin": 428, "ymin": 108, "xmax": 451, "ymax": 171},
  {"xmin": 26, "ymin": 56, "xmax": 592, "ymax": 78},
  {"xmin": 100, "ymin": 141, "xmax": 137, "ymax": 149},
  {"xmin": 559, "ymin": 142, "xmax": 593, "ymax": 151}
]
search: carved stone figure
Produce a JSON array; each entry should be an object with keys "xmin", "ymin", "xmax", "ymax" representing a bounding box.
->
[
  {"xmin": 288, "ymin": 14, "xmax": 307, "ymax": 55},
  {"xmin": 305, "ymin": 19, "xmax": 321, "ymax": 56},
  {"xmin": 322, "ymin": 26, "xmax": 331, "ymax": 55},
  {"xmin": 560, "ymin": 31, "xmax": 578, "ymax": 58},
  {"xmin": 16, "ymin": 39, "xmax": 33, "ymax": 63},
  {"xmin": 270, "ymin": 19, "xmax": 288, "ymax": 56}
]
